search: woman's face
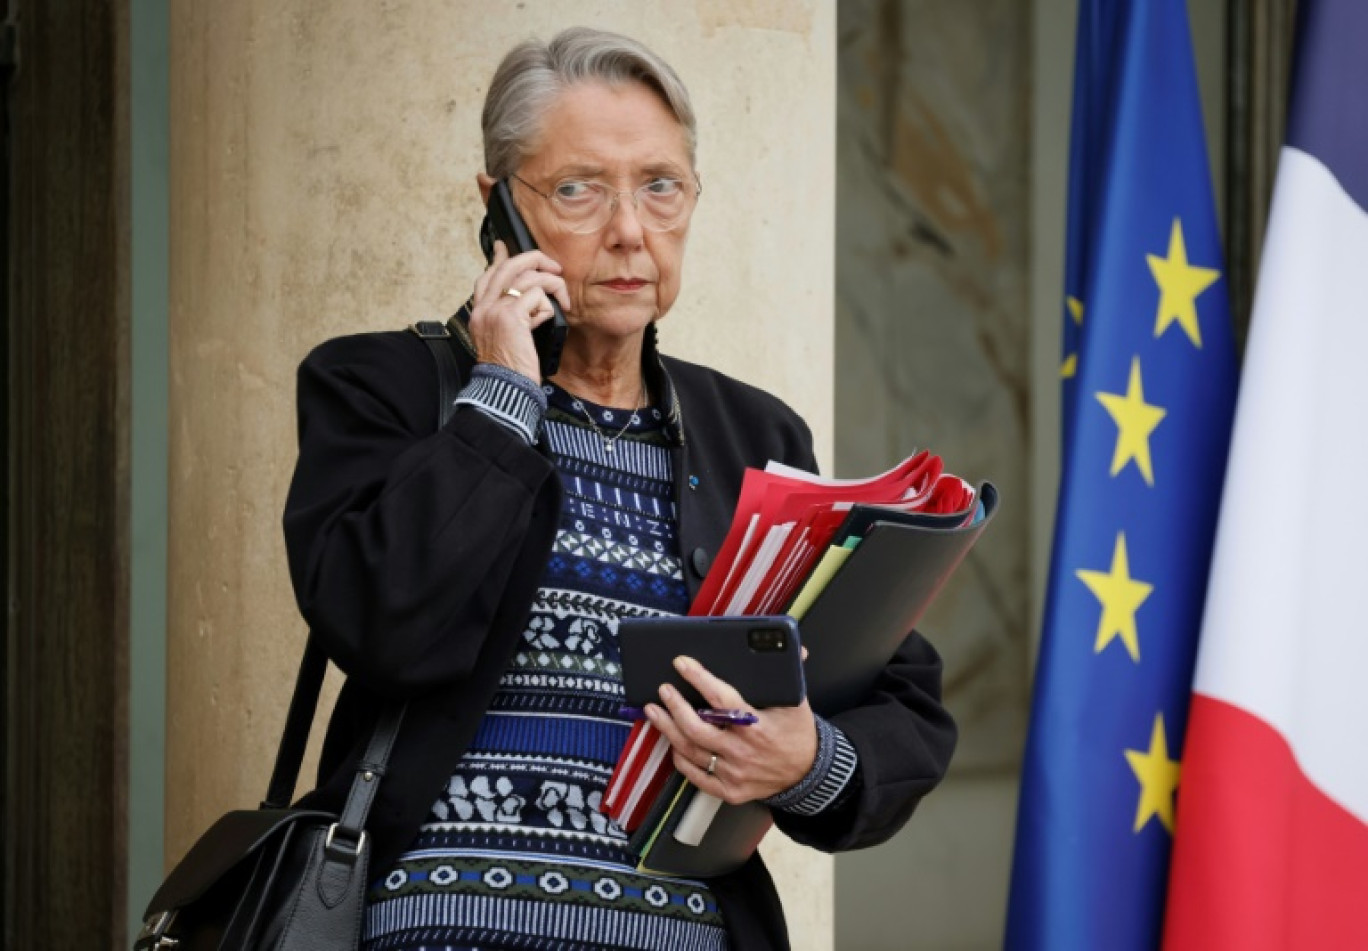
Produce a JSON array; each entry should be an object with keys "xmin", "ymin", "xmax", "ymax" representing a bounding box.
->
[{"xmin": 493, "ymin": 80, "xmax": 695, "ymax": 343}]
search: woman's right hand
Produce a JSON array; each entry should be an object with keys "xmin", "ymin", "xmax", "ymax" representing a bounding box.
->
[{"xmin": 469, "ymin": 240, "xmax": 571, "ymax": 382}]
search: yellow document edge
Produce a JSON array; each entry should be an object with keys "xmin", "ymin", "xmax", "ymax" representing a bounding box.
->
[{"xmin": 786, "ymin": 545, "xmax": 854, "ymax": 621}]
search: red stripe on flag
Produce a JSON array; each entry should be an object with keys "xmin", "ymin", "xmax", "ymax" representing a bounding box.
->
[{"xmin": 1164, "ymin": 695, "xmax": 1368, "ymax": 950}]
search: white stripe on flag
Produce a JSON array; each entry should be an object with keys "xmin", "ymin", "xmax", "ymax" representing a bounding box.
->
[{"xmin": 1193, "ymin": 145, "xmax": 1368, "ymax": 823}]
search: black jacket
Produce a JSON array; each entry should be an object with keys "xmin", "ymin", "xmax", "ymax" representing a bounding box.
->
[{"xmin": 283, "ymin": 321, "xmax": 957, "ymax": 949}]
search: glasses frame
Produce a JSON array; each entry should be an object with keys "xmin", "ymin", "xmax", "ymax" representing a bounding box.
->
[{"xmin": 510, "ymin": 172, "xmax": 703, "ymax": 234}]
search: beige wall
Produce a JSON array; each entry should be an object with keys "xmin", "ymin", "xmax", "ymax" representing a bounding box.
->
[{"xmin": 165, "ymin": 1, "xmax": 835, "ymax": 948}]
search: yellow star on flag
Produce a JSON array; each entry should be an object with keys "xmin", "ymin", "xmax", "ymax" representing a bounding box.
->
[
  {"xmin": 1068, "ymin": 296, "xmax": 1085, "ymax": 325},
  {"xmin": 1061, "ymin": 296, "xmax": 1084, "ymax": 379},
  {"xmin": 1124, "ymin": 713, "xmax": 1181, "ymax": 834},
  {"xmin": 1075, "ymin": 532, "xmax": 1153, "ymax": 662},
  {"xmin": 1147, "ymin": 217, "xmax": 1220, "ymax": 348},
  {"xmin": 1095, "ymin": 356, "xmax": 1166, "ymax": 486}
]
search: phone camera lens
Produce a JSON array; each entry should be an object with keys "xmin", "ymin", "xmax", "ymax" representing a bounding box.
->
[{"xmin": 749, "ymin": 628, "xmax": 787, "ymax": 652}]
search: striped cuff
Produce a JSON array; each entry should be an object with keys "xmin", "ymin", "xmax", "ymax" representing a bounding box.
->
[
  {"xmin": 453, "ymin": 363, "xmax": 547, "ymax": 445},
  {"xmin": 763, "ymin": 716, "xmax": 860, "ymax": 816}
]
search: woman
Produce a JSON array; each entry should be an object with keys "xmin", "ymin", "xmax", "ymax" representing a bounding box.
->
[{"xmin": 285, "ymin": 27, "xmax": 955, "ymax": 951}]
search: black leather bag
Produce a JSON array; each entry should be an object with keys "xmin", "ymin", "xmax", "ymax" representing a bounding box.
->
[
  {"xmin": 134, "ymin": 641, "xmax": 404, "ymax": 951},
  {"xmin": 136, "ymin": 320, "xmax": 465, "ymax": 950}
]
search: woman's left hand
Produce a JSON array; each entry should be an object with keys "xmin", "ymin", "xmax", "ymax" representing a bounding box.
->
[{"xmin": 644, "ymin": 655, "xmax": 818, "ymax": 805}]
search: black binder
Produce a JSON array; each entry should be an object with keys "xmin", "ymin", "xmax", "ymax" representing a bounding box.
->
[{"xmin": 803, "ymin": 483, "xmax": 999, "ymax": 715}]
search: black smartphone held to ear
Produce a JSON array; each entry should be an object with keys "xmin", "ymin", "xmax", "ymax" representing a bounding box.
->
[
  {"xmin": 619, "ymin": 615, "xmax": 806, "ymax": 710},
  {"xmin": 479, "ymin": 178, "xmax": 568, "ymax": 379}
]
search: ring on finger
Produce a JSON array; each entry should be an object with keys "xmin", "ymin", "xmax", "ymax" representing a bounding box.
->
[
  {"xmin": 705, "ymin": 753, "xmax": 719, "ymax": 776},
  {"xmin": 503, "ymin": 286, "xmax": 522, "ymax": 299}
]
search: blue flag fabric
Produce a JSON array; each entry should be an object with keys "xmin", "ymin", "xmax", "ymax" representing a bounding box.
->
[{"xmin": 1006, "ymin": 1, "xmax": 1239, "ymax": 948}]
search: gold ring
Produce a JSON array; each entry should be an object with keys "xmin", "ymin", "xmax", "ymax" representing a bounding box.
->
[
  {"xmin": 503, "ymin": 287, "xmax": 522, "ymax": 299},
  {"xmin": 705, "ymin": 753, "xmax": 718, "ymax": 776}
]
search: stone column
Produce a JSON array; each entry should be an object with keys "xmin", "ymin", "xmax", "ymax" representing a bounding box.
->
[
  {"xmin": 166, "ymin": 2, "xmax": 835, "ymax": 948},
  {"xmin": 834, "ymin": 2, "xmax": 1030, "ymax": 947}
]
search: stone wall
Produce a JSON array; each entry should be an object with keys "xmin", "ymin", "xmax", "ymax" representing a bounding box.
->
[{"xmin": 833, "ymin": 1, "xmax": 1032, "ymax": 947}]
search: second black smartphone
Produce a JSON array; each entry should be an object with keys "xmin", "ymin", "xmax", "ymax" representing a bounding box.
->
[
  {"xmin": 619, "ymin": 615, "xmax": 806, "ymax": 710},
  {"xmin": 479, "ymin": 178, "xmax": 568, "ymax": 379}
]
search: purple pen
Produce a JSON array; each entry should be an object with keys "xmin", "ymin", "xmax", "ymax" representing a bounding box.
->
[
  {"xmin": 617, "ymin": 705, "xmax": 758, "ymax": 727},
  {"xmin": 697, "ymin": 708, "xmax": 758, "ymax": 727}
]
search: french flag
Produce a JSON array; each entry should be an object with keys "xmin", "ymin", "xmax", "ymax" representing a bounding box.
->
[{"xmin": 1162, "ymin": 2, "xmax": 1368, "ymax": 948}]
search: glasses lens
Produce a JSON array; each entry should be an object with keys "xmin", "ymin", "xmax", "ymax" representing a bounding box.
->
[
  {"xmin": 639, "ymin": 180, "xmax": 685, "ymax": 226},
  {"xmin": 552, "ymin": 181, "xmax": 611, "ymax": 233}
]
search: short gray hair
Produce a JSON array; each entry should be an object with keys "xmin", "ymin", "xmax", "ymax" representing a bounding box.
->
[{"xmin": 481, "ymin": 27, "xmax": 697, "ymax": 180}]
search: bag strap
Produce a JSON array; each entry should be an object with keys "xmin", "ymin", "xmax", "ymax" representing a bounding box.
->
[
  {"xmin": 261, "ymin": 638, "xmax": 330, "ymax": 808},
  {"xmin": 411, "ymin": 319, "xmax": 463, "ymax": 427},
  {"xmin": 260, "ymin": 322, "xmax": 468, "ymax": 809},
  {"xmin": 329, "ymin": 702, "xmax": 405, "ymax": 850}
]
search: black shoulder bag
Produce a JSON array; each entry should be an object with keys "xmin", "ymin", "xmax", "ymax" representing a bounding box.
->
[{"xmin": 135, "ymin": 322, "xmax": 464, "ymax": 950}]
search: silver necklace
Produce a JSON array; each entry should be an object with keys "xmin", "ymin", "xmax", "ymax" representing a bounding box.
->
[{"xmin": 575, "ymin": 381, "xmax": 646, "ymax": 453}]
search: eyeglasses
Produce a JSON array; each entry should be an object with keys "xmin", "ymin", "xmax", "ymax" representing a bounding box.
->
[{"xmin": 511, "ymin": 173, "xmax": 702, "ymax": 234}]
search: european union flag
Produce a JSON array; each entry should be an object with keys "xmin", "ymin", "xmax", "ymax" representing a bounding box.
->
[{"xmin": 1006, "ymin": 2, "xmax": 1239, "ymax": 948}]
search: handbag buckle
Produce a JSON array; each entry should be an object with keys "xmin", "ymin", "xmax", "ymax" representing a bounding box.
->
[
  {"xmin": 409, "ymin": 320, "xmax": 451, "ymax": 339},
  {"xmin": 324, "ymin": 821, "xmax": 368, "ymax": 860},
  {"xmin": 136, "ymin": 910, "xmax": 179, "ymax": 949}
]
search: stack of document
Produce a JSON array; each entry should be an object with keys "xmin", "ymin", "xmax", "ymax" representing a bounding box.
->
[
  {"xmin": 690, "ymin": 450, "xmax": 973, "ymax": 619},
  {"xmin": 602, "ymin": 451, "xmax": 997, "ymax": 875}
]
